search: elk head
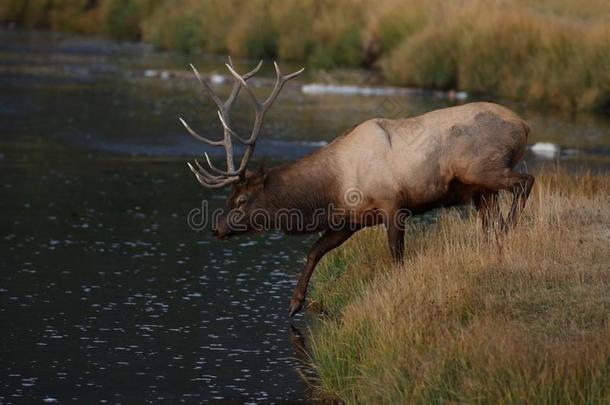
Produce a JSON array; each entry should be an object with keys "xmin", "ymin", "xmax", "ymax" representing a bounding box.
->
[{"xmin": 180, "ymin": 58, "xmax": 304, "ymax": 239}]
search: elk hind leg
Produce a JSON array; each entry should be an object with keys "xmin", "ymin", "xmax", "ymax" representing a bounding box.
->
[
  {"xmin": 505, "ymin": 173, "xmax": 534, "ymax": 230},
  {"xmin": 473, "ymin": 191, "xmax": 504, "ymax": 233},
  {"xmin": 386, "ymin": 221, "xmax": 405, "ymax": 264},
  {"xmin": 466, "ymin": 168, "xmax": 534, "ymax": 232},
  {"xmin": 385, "ymin": 207, "xmax": 409, "ymax": 264}
]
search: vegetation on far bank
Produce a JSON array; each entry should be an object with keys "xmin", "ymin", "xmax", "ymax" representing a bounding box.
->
[
  {"xmin": 306, "ymin": 169, "xmax": 610, "ymax": 403},
  {"xmin": 1, "ymin": 0, "xmax": 609, "ymax": 112}
]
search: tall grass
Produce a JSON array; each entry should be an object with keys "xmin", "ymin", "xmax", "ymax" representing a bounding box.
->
[
  {"xmin": 2, "ymin": 0, "xmax": 609, "ymax": 110},
  {"xmin": 380, "ymin": 1, "xmax": 610, "ymax": 111},
  {"xmin": 306, "ymin": 169, "xmax": 610, "ymax": 403}
]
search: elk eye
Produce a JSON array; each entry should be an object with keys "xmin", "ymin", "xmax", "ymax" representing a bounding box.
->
[{"xmin": 237, "ymin": 196, "xmax": 247, "ymax": 206}]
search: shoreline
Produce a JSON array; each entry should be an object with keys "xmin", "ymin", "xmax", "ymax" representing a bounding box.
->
[
  {"xmin": 2, "ymin": 0, "xmax": 609, "ymax": 113},
  {"xmin": 3, "ymin": 26, "xmax": 609, "ymax": 123}
]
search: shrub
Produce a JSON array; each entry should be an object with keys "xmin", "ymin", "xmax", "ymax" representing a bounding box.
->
[
  {"xmin": 104, "ymin": 0, "xmax": 144, "ymax": 39},
  {"xmin": 226, "ymin": 0, "xmax": 277, "ymax": 58}
]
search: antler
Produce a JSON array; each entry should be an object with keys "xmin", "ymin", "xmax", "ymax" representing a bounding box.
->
[{"xmin": 180, "ymin": 58, "xmax": 304, "ymax": 188}]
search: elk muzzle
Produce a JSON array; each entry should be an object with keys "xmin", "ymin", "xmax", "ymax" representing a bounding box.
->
[
  {"xmin": 212, "ymin": 208, "xmax": 248, "ymax": 239},
  {"xmin": 212, "ymin": 214, "xmax": 231, "ymax": 240}
]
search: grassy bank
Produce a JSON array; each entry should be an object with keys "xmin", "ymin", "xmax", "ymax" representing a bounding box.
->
[
  {"xmin": 1, "ymin": 0, "xmax": 609, "ymax": 111},
  {"xmin": 306, "ymin": 169, "xmax": 610, "ymax": 403}
]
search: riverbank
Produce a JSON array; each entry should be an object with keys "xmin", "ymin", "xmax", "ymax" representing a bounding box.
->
[
  {"xmin": 306, "ymin": 168, "xmax": 610, "ymax": 403},
  {"xmin": 1, "ymin": 0, "xmax": 609, "ymax": 112}
]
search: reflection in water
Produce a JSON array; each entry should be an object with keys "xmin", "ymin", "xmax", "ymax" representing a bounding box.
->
[
  {"xmin": 1, "ymin": 29, "xmax": 609, "ymax": 403},
  {"xmin": 288, "ymin": 325, "xmax": 317, "ymax": 387}
]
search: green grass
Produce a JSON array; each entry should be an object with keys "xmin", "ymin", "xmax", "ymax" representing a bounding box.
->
[
  {"xmin": 306, "ymin": 169, "xmax": 610, "ymax": 403},
  {"xmin": 2, "ymin": 0, "xmax": 608, "ymax": 110}
]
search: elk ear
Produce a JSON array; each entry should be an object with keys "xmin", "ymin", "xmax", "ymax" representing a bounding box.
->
[{"xmin": 256, "ymin": 160, "xmax": 269, "ymax": 185}]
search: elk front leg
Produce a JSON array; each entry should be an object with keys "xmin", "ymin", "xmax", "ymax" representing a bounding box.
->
[
  {"xmin": 289, "ymin": 228, "xmax": 357, "ymax": 317},
  {"xmin": 386, "ymin": 210, "xmax": 406, "ymax": 264}
]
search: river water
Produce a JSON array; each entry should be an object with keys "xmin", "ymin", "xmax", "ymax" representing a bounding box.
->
[{"xmin": 1, "ymin": 30, "xmax": 609, "ymax": 403}]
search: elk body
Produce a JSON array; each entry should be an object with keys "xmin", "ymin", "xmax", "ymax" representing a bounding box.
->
[{"xmin": 181, "ymin": 60, "xmax": 534, "ymax": 317}]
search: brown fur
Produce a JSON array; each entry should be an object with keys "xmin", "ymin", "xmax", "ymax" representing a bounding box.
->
[{"xmin": 211, "ymin": 102, "xmax": 535, "ymax": 317}]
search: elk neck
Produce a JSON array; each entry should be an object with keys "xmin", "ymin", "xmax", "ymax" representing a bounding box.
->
[{"xmin": 261, "ymin": 154, "xmax": 339, "ymax": 215}]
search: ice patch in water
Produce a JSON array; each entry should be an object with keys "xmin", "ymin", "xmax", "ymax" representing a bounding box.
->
[
  {"xmin": 302, "ymin": 83, "xmax": 469, "ymax": 100},
  {"xmin": 531, "ymin": 142, "xmax": 560, "ymax": 158},
  {"xmin": 210, "ymin": 74, "xmax": 225, "ymax": 85},
  {"xmin": 302, "ymin": 83, "xmax": 418, "ymax": 96}
]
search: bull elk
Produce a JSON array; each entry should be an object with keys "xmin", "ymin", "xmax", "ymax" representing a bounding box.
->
[{"xmin": 180, "ymin": 59, "xmax": 534, "ymax": 317}]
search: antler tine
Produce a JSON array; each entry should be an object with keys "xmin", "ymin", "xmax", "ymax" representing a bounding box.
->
[
  {"xmin": 215, "ymin": 60, "xmax": 264, "ymax": 173},
  {"xmin": 225, "ymin": 61, "xmax": 304, "ymax": 118},
  {"xmin": 179, "ymin": 117, "xmax": 225, "ymax": 147},
  {"xmin": 242, "ymin": 60, "xmax": 264, "ymax": 80},
  {"xmin": 216, "ymin": 111, "xmax": 252, "ymax": 145},
  {"xmin": 189, "ymin": 161, "xmax": 221, "ymax": 183},
  {"xmin": 188, "ymin": 162, "xmax": 240, "ymax": 189},
  {"xmin": 225, "ymin": 62, "xmax": 262, "ymax": 112},
  {"xmin": 224, "ymin": 59, "xmax": 263, "ymax": 111},
  {"xmin": 188, "ymin": 162, "xmax": 220, "ymax": 184},
  {"xmin": 188, "ymin": 161, "xmax": 213, "ymax": 180},
  {"xmin": 189, "ymin": 64, "xmax": 224, "ymax": 112},
  {"xmin": 189, "ymin": 166, "xmax": 239, "ymax": 188},
  {"xmin": 224, "ymin": 61, "xmax": 304, "ymax": 174},
  {"xmin": 195, "ymin": 159, "xmax": 224, "ymax": 180},
  {"xmin": 263, "ymin": 61, "xmax": 305, "ymax": 110},
  {"xmin": 200, "ymin": 177, "xmax": 240, "ymax": 189},
  {"xmin": 274, "ymin": 61, "xmax": 306, "ymax": 81},
  {"xmin": 204, "ymin": 152, "xmax": 242, "ymax": 177}
]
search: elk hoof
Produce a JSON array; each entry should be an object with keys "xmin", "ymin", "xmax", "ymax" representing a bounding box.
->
[{"xmin": 288, "ymin": 298, "xmax": 304, "ymax": 317}]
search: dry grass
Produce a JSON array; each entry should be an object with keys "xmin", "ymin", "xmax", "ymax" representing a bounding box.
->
[
  {"xmin": 379, "ymin": 1, "xmax": 610, "ymax": 111},
  {"xmin": 2, "ymin": 0, "xmax": 609, "ymax": 111},
  {"xmin": 307, "ymin": 169, "xmax": 610, "ymax": 403}
]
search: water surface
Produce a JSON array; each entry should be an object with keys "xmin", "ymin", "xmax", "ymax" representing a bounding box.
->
[{"xmin": 1, "ymin": 29, "xmax": 609, "ymax": 403}]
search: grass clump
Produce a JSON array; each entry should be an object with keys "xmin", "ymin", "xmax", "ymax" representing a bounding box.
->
[
  {"xmin": 139, "ymin": 0, "xmax": 204, "ymax": 52},
  {"xmin": 104, "ymin": 0, "xmax": 154, "ymax": 40},
  {"xmin": 307, "ymin": 169, "xmax": 610, "ymax": 403}
]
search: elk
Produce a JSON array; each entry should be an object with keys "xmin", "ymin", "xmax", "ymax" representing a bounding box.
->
[{"xmin": 180, "ymin": 59, "xmax": 534, "ymax": 317}]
